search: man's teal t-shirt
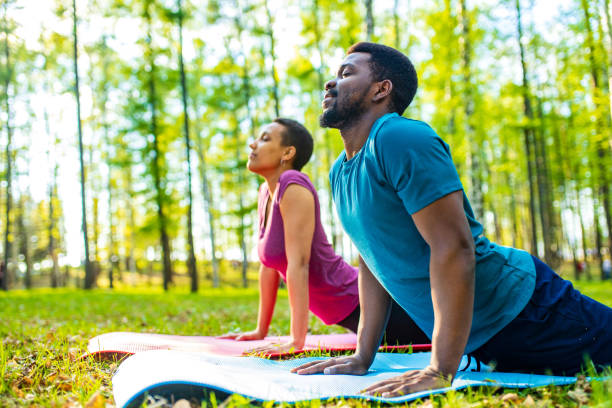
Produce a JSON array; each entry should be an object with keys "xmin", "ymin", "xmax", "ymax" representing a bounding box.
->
[{"xmin": 329, "ymin": 113, "xmax": 536, "ymax": 353}]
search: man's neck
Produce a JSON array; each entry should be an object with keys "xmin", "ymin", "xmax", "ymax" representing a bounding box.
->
[{"xmin": 339, "ymin": 109, "xmax": 391, "ymax": 160}]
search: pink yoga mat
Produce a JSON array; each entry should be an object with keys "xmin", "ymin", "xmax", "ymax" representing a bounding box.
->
[{"xmin": 84, "ymin": 332, "xmax": 431, "ymax": 360}]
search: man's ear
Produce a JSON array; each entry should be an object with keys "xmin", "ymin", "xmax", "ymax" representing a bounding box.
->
[{"xmin": 372, "ymin": 79, "xmax": 393, "ymax": 103}]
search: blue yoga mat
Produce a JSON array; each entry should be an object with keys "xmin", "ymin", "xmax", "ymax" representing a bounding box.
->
[{"xmin": 112, "ymin": 350, "xmax": 579, "ymax": 407}]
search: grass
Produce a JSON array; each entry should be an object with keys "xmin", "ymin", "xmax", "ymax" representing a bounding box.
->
[{"xmin": 0, "ymin": 280, "xmax": 611, "ymax": 407}]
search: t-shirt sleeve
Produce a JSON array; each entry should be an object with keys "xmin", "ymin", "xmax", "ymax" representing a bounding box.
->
[{"xmin": 375, "ymin": 119, "xmax": 463, "ymax": 215}]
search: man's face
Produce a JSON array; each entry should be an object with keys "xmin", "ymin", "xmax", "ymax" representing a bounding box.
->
[{"xmin": 320, "ymin": 52, "xmax": 374, "ymax": 129}]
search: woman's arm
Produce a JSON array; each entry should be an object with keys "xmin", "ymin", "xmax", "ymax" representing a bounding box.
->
[
  {"xmin": 218, "ymin": 264, "xmax": 279, "ymax": 340},
  {"xmin": 253, "ymin": 265, "xmax": 280, "ymax": 338},
  {"xmin": 278, "ymin": 183, "xmax": 315, "ymax": 350}
]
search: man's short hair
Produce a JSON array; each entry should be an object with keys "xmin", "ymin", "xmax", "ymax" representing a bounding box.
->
[
  {"xmin": 274, "ymin": 118, "xmax": 314, "ymax": 171},
  {"xmin": 347, "ymin": 42, "xmax": 418, "ymax": 115}
]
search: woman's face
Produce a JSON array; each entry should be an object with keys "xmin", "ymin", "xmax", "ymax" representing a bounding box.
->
[{"xmin": 247, "ymin": 122, "xmax": 289, "ymax": 174}]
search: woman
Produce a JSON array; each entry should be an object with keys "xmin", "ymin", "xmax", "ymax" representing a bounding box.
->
[{"xmin": 220, "ymin": 118, "xmax": 429, "ymax": 353}]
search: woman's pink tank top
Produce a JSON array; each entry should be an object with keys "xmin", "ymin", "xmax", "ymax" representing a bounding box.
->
[{"xmin": 257, "ymin": 170, "xmax": 359, "ymax": 324}]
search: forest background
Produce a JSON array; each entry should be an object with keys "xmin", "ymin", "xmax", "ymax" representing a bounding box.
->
[{"xmin": 1, "ymin": 0, "xmax": 612, "ymax": 292}]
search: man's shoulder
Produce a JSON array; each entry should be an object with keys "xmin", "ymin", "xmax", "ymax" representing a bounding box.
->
[
  {"xmin": 376, "ymin": 116, "xmax": 437, "ymax": 143},
  {"xmin": 372, "ymin": 116, "xmax": 441, "ymax": 157}
]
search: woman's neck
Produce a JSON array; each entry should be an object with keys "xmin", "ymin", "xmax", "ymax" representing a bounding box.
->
[{"xmin": 263, "ymin": 167, "xmax": 291, "ymax": 196}]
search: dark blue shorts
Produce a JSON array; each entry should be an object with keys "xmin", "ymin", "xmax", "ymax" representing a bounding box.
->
[{"xmin": 472, "ymin": 256, "xmax": 612, "ymax": 375}]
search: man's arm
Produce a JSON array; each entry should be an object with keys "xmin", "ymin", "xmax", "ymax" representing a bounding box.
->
[
  {"xmin": 353, "ymin": 256, "xmax": 391, "ymax": 366},
  {"xmin": 292, "ymin": 256, "xmax": 389, "ymax": 375},
  {"xmin": 363, "ymin": 190, "xmax": 475, "ymax": 396},
  {"xmin": 417, "ymin": 190, "xmax": 475, "ymax": 376}
]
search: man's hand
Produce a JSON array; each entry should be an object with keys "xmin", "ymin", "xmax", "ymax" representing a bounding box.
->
[
  {"xmin": 361, "ymin": 365, "xmax": 451, "ymax": 397},
  {"xmin": 244, "ymin": 340, "xmax": 302, "ymax": 355},
  {"xmin": 217, "ymin": 330, "xmax": 265, "ymax": 341},
  {"xmin": 291, "ymin": 355, "xmax": 370, "ymax": 375}
]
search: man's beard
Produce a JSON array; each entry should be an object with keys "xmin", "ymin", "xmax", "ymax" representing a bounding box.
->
[{"xmin": 319, "ymin": 89, "xmax": 369, "ymax": 129}]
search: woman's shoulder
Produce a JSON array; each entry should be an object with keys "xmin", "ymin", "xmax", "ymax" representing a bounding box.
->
[
  {"xmin": 279, "ymin": 169, "xmax": 314, "ymax": 188},
  {"xmin": 278, "ymin": 170, "xmax": 316, "ymax": 199}
]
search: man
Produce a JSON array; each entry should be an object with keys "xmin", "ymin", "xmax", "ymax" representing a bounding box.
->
[{"xmin": 293, "ymin": 42, "xmax": 612, "ymax": 397}]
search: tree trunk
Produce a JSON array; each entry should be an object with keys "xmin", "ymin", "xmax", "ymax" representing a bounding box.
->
[
  {"xmin": 17, "ymin": 198, "xmax": 32, "ymax": 289},
  {"xmin": 98, "ymin": 36, "xmax": 118, "ymax": 288},
  {"xmin": 177, "ymin": 0, "xmax": 198, "ymax": 293},
  {"xmin": 393, "ymin": 0, "xmax": 400, "ymax": 48},
  {"xmin": 235, "ymin": 128, "xmax": 249, "ymax": 288},
  {"xmin": 312, "ymin": 0, "xmax": 338, "ymax": 252},
  {"xmin": 72, "ymin": 0, "xmax": 94, "ymax": 289},
  {"xmin": 602, "ymin": 0, "xmax": 612, "ymax": 125},
  {"xmin": 233, "ymin": 9, "xmax": 251, "ymax": 288},
  {"xmin": 125, "ymin": 168, "xmax": 137, "ymax": 275},
  {"xmin": 577, "ymin": 197, "xmax": 591, "ymax": 280},
  {"xmin": 42, "ymin": 73, "xmax": 61, "ymax": 287},
  {"xmin": 264, "ymin": 0, "xmax": 280, "ymax": 117},
  {"xmin": 49, "ymin": 164, "xmax": 60, "ymax": 287},
  {"xmin": 144, "ymin": 1, "xmax": 173, "ymax": 290},
  {"xmin": 534, "ymin": 96, "xmax": 554, "ymax": 265},
  {"xmin": 194, "ymin": 123, "xmax": 220, "ymax": 287},
  {"xmin": 582, "ymin": 0, "xmax": 612, "ymax": 274},
  {"xmin": 365, "ymin": 0, "xmax": 374, "ymax": 40},
  {"xmin": 593, "ymin": 195, "xmax": 604, "ymax": 279},
  {"xmin": 458, "ymin": 0, "xmax": 484, "ymax": 222},
  {"xmin": 2, "ymin": 1, "xmax": 13, "ymax": 291},
  {"xmin": 515, "ymin": 0, "xmax": 539, "ymax": 257}
]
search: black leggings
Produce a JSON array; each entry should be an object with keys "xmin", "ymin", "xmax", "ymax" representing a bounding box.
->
[{"xmin": 336, "ymin": 300, "xmax": 430, "ymax": 345}]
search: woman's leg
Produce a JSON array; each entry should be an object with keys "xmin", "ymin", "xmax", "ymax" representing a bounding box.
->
[
  {"xmin": 336, "ymin": 301, "xmax": 430, "ymax": 345},
  {"xmin": 472, "ymin": 256, "xmax": 612, "ymax": 375},
  {"xmin": 336, "ymin": 305, "xmax": 359, "ymax": 333}
]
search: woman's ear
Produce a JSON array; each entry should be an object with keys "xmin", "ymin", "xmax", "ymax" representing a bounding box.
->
[
  {"xmin": 372, "ymin": 79, "xmax": 393, "ymax": 103},
  {"xmin": 283, "ymin": 146, "xmax": 297, "ymax": 164}
]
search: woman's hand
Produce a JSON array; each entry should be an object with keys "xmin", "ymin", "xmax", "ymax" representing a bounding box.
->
[
  {"xmin": 217, "ymin": 330, "xmax": 265, "ymax": 341},
  {"xmin": 291, "ymin": 354, "xmax": 370, "ymax": 375},
  {"xmin": 360, "ymin": 365, "xmax": 451, "ymax": 397},
  {"xmin": 244, "ymin": 340, "xmax": 303, "ymax": 355}
]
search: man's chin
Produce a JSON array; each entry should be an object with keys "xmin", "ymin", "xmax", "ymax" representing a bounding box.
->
[{"xmin": 319, "ymin": 110, "xmax": 342, "ymax": 129}]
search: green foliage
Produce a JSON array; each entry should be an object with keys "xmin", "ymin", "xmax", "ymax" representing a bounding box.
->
[
  {"xmin": 1, "ymin": 0, "xmax": 612, "ymax": 291},
  {"xmin": 0, "ymin": 286, "xmax": 610, "ymax": 406}
]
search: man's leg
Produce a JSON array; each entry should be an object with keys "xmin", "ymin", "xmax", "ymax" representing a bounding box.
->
[{"xmin": 472, "ymin": 256, "xmax": 612, "ymax": 375}]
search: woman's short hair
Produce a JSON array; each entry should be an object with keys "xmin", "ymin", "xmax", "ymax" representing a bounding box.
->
[{"xmin": 274, "ymin": 118, "xmax": 314, "ymax": 171}]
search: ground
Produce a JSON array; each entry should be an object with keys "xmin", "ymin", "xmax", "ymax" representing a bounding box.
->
[{"xmin": 0, "ymin": 278, "xmax": 611, "ymax": 407}]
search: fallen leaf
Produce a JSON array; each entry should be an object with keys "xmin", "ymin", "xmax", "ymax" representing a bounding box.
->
[
  {"xmin": 12, "ymin": 385, "xmax": 25, "ymax": 398},
  {"xmin": 46, "ymin": 372, "xmax": 58, "ymax": 384},
  {"xmin": 58, "ymin": 382, "xmax": 73, "ymax": 392},
  {"xmin": 172, "ymin": 399, "xmax": 192, "ymax": 408},
  {"xmin": 502, "ymin": 392, "xmax": 519, "ymax": 402},
  {"xmin": 21, "ymin": 376, "xmax": 34, "ymax": 386},
  {"xmin": 68, "ymin": 348, "xmax": 80, "ymax": 361},
  {"xmin": 567, "ymin": 389, "xmax": 589, "ymax": 404},
  {"xmin": 85, "ymin": 391, "xmax": 106, "ymax": 408},
  {"xmin": 523, "ymin": 395, "xmax": 535, "ymax": 407}
]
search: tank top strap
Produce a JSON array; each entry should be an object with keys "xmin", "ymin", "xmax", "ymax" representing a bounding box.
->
[{"xmin": 276, "ymin": 170, "xmax": 316, "ymax": 203}]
